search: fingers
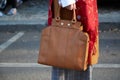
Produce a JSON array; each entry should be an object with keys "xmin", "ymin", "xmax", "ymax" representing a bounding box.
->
[
  {"xmin": 73, "ymin": 3, "xmax": 76, "ymax": 10},
  {"xmin": 66, "ymin": 6, "xmax": 72, "ymax": 10},
  {"xmin": 65, "ymin": 3, "xmax": 76, "ymax": 10}
]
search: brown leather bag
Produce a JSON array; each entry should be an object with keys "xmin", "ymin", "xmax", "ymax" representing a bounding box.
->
[{"xmin": 38, "ymin": 4, "xmax": 89, "ymax": 71}]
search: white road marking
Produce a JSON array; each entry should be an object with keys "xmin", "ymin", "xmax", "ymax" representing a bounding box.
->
[
  {"xmin": 90, "ymin": 66, "xmax": 93, "ymax": 80},
  {"xmin": 93, "ymin": 64, "xmax": 120, "ymax": 68},
  {"xmin": 0, "ymin": 63, "xmax": 50, "ymax": 67},
  {"xmin": 99, "ymin": 11, "xmax": 120, "ymax": 23},
  {"xmin": 0, "ymin": 63, "xmax": 119, "ymax": 80},
  {"xmin": 0, "ymin": 32, "xmax": 24, "ymax": 53},
  {"xmin": 0, "ymin": 20, "xmax": 46, "ymax": 26},
  {"xmin": 0, "ymin": 63, "xmax": 120, "ymax": 68}
]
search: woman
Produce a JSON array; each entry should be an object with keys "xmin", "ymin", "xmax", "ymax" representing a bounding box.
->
[
  {"xmin": 0, "ymin": 0, "xmax": 7, "ymax": 16},
  {"xmin": 0, "ymin": 0, "xmax": 18, "ymax": 16},
  {"xmin": 7, "ymin": 0, "xmax": 17, "ymax": 15},
  {"xmin": 48, "ymin": 0, "xmax": 99, "ymax": 80}
]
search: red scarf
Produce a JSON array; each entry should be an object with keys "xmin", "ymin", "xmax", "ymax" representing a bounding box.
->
[{"xmin": 48, "ymin": 0, "xmax": 99, "ymax": 64}]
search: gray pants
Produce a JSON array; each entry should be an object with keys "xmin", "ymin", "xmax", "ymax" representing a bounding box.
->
[{"xmin": 51, "ymin": 67, "xmax": 90, "ymax": 80}]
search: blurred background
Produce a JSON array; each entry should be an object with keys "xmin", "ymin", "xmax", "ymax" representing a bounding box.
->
[{"xmin": 0, "ymin": 0, "xmax": 120, "ymax": 80}]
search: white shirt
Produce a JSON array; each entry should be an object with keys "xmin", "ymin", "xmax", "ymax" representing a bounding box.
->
[{"xmin": 59, "ymin": 0, "xmax": 76, "ymax": 7}]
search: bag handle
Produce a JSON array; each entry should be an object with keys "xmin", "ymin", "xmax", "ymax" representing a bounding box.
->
[
  {"xmin": 53, "ymin": 0, "xmax": 83, "ymax": 30},
  {"xmin": 55, "ymin": 3, "xmax": 77, "ymax": 24}
]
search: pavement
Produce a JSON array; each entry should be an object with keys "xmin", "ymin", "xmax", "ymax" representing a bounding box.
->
[
  {"xmin": 0, "ymin": 67, "xmax": 52, "ymax": 80},
  {"xmin": 0, "ymin": 25, "xmax": 120, "ymax": 80},
  {"xmin": 0, "ymin": 0, "xmax": 120, "ymax": 26},
  {"xmin": 0, "ymin": 0, "xmax": 48, "ymax": 25},
  {"xmin": 0, "ymin": 0, "xmax": 120, "ymax": 80}
]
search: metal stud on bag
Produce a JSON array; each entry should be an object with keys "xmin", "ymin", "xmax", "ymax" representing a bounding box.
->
[
  {"xmin": 67, "ymin": 23, "xmax": 71, "ymax": 26},
  {"xmin": 61, "ymin": 22, "xmax": 64, "ymax": 25}
]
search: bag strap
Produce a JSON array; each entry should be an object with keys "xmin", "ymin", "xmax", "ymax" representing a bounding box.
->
[
  {"xmin": 53, "ymin": 0, "xmax": 83, "ymax": 31},
  {"xmin": 54, "ymin": 0, "xmax": 77, "ymax": 23}
]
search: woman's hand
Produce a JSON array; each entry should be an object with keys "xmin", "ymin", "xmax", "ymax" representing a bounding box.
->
[{"xmin": 65, "ymin": 3, "xmax": 76, "ymax": 10}]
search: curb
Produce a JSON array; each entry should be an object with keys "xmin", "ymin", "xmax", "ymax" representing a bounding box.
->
[
  {"xmin": 0, "ymin": 24, "xmax": 47, "ymax": 32},
  {"xmin": 99, "ymin": 22, "xmax": 120, "ymax": 31},
  {"xmin": 0, "ymin": 22, "xmax": 120, "ymax": 32}
]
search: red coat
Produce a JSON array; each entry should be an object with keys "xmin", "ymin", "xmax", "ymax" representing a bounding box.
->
[{"xmin": 48, "ymin": 0, "xmax": 99, "ymax": 65}]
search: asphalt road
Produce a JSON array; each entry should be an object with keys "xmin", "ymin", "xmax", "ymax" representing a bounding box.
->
[
  {"xmin": 0, "ymin": 0, "xmax": 120, "ymax": 80},
  {"xmin": 0, "ymin": 24, "xmax": 120, "ymax": 64},
  {"xmin": 0, "ymin": 67, "xmax": 51, "ymax": 80},
  {"xmin": 0, "ymin": 23, "xmax": 120, "ymax": 80}
]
